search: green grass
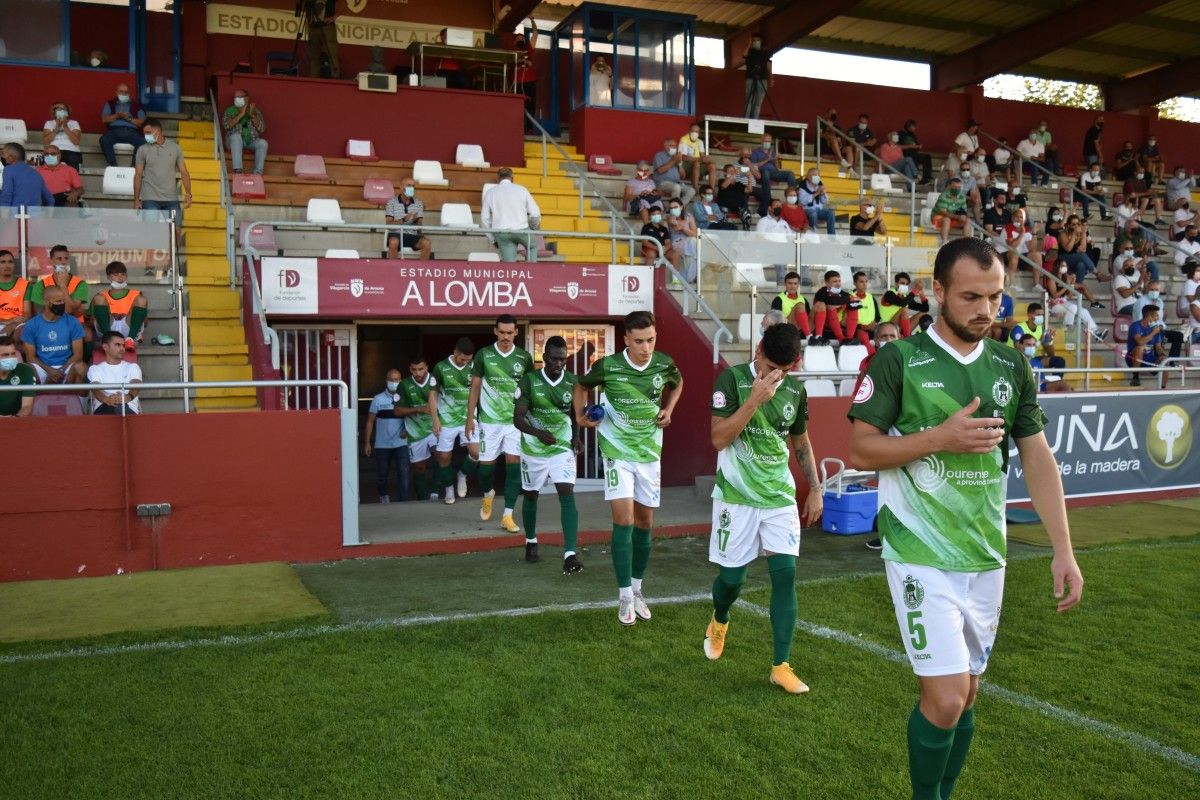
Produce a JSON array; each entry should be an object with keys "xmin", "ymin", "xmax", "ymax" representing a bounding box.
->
[{"xmin": 1, "ymin": 538, "xmax": 1197, "ymax": 798}]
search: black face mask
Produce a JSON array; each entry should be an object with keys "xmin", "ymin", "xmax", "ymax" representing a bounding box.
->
[
  {"xmin": 829, "ymin": 114, "xmax": 838, "ymax": 122},
  {"xmin": 49, "ymin": 303, "xmax": 67, "ymax": 316},
  {"xmin": 1123, "ymin": 267, "xmax": 1136, "ymax": 276},
  {"xmin": 771, "ymin": 208, "xmax": 782, "ymax": 217}
]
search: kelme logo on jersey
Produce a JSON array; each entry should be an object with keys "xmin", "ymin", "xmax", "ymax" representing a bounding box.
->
[
  {"xmin": 903, "ymin": 575, "xmax": 925, "ymax": 610},
  {"xmin": 992, "ymin": 377, "xmax": 1013, "ymax": 407},
  {"xmin": 1146, "ymin": 404, "xmax": 1191, "ymax": 469}
]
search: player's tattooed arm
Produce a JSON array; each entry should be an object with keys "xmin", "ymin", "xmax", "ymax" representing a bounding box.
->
[{"xmin": 792, "ymin": 431, "xmax": 824, "ymax": 525}]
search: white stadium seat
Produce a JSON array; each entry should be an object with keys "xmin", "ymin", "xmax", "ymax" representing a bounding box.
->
[
  {"xmin": 455, "ymin": 144, "xmax": 489, "ymax": 169},
  {"xmin": 870, "ymin": 173, "xmax": 901, "ymax": 194},
  {"xmin": 102, "ymin": 166, "xmax": 135, "ymax": 198},
  {"xmin": 734, "ymin": 262, "xmax": 774, "ymax": 289},
  {"xmin": 439, "ymin": 203, "xmax": 477, "ymax": 228},
  {"xmin": 737, "ymin": 313, "xmax": 764, "ymax": 343},
  {"xmin": 413, "ymin": 159, "xmax": 449, "ymax": 187},
  {"xmin": 802, "ymin": 345, "xmax": 838, "ymax": 372},
  {"xmin": 324, "ymin": 249, "xmax": 359, "ymax": 259},
  {"xmin": 837, "ymin": 344, "xmax": 869, "ymax": 372},
  {"xmin": 804, "ymin": 378, "xmax": 837, "ymax": 397},
  {"xmin": 0, "ymin": 119, "xmax": 28, "ymax": 143},
  {"xmin": 838, "ymin": 378, "xmax": 858, "ymax": 396},
  {"xmin": 306, "ymin": 198, "xmax": 344, "ymax": 224},
  {"xmin": 467, "ymin": 252, "xmax": 500, "ymax": 261}
]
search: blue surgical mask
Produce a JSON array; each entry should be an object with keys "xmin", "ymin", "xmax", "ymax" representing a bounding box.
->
[
  {"xmin": 404, "ymin": 186, "xmax": 415, "ymax": 198},
  {"xmin": 144, "ymin": 133, "xmax": 157, "ymax": 144},
  {"xmin": 117, "ymin": 93, "xmax": 130, "ymax": 104},
  {"xmin": 1023, "ymin": 346, "xmax": 1036, "ymax": 357},
  {"xmin": 234, "ymin": 96, "xmax": 246, "ymax": 108},
  {"xmin": 1147, "ymin": 290, "xmax": 1159, "ymax": 300},
  {"xmin": 785, "ymin": 196, "xmax": 797, "ymax": 205},
  {"xmin": 43, "ymin": 154, "xmax": 59, "ymax": 167},
  {"xmin": 810, "ymin": 175, "xmax": 821, "ymax": 186},
  {"xmin": 650, "ymin": 214, "xmax": 663, "ymax": 224},
  {"xmin": 669, "ymin": 207, "xmax": 681, "ymax": 217},
  {"xmin": 55, "ymin": 109, "xmax": 68, "ymax": 120},
  {"xmin": 1034, "ymin": 314, "xmax": 1045, "ymax": 326},
  {"xmin": 386, "ymin": 381, "xmax": 400, "ymax": 392},
  {"xmin": 0, "ymin": 357, "xmax": 18, "ymax": 371}
]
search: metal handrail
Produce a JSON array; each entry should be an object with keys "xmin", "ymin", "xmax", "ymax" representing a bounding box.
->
[
  {"xmin": 526, "ymin": 109, "xmax": 635, "ymax": 262},
  {"xmin": 209, "ymin": 91, "xmax": 236, "ymax": 286},
  {"xmin": 701, "ymin": 114, "xmax": 809, "ymax": 176},
  {"xmin": 816, "ymin": 116, "xmax": 917, "ymax": 240},
  {"xmin": 977, "ymin": 127, "xmax": 1192, "ymax": 265},
  {"xmin": 0, "ymin": 379, "xmax": 351, "ymax": 408}
]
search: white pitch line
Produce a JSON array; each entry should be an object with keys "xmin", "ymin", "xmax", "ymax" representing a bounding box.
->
[{"xmin": 738, "ymin": 600, "xmax": 1200, "ymax": 775}]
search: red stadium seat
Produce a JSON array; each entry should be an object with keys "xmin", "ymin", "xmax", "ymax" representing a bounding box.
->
[
  {"xmin": 363, "ymin": 178, "xmax": 394, "ymax": 206},
  {"xmin": 588, "ymin": 154, "xmax": 621, "ymax": 176},
  {"xmin": 231, "ymin": 173, "xmax": 267, "ymax": 199},
  {"xmin": 1113, "ymin": 315, "xmax": 1132, "ymax": 344},
  {"xmin": 239, "ymin": 222, "xmax": 278, "ymax": 253},
  {"xmin": 294, "ymin": 154, "xmax": 328, "ymax": 180},
  {"xmin": 346, "ymin": 139, "xmax": 378, "ymax": 162},
  {"xmin": 32, "ymin": 394, "xmax": 86, "ymax": 417}
]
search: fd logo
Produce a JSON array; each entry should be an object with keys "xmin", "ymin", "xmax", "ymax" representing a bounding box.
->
[
  {"xmin": 350, "ymin": 279, "xmax": 364, "ymax": 298},
  {"xmin": 566, "ymin": 282, "xmax": 580, "ymax": 300},
  {"xmin": 278, "ymin": 269, "xmax": 300, "ymax": 288},
  {"xmin": 623, "ymin": 275, "xmax": 640, "ymax": 292},
  {"xmin": 345, "ymin": 0, "xmax": 367, "ymax": 13},
  {"xmin": 992, "ymin": 377, "xmax": 1013, "ymax": 407}
]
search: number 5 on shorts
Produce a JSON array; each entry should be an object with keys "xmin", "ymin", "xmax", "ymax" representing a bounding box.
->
[
  {"xmin": 906, "ymin": 611, "xmax": 927, "ymax": 651},
  {"xmin": 606, "ymin": 467, "xmax": 619, "ymax": 488}
]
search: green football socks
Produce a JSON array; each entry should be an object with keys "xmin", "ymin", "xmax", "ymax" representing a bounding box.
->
[
  {"xmin": 504, "ymin": 462, "xmax": 521, "ymax": 511},
  {"xmin": 631, "ymin": 526, "xmax": 652, "ymax": 580},
  {"xmin": 712, "ymin": 565, "xmax": 748, "ymax": 623},
  {"xmin": 435, "ymin": 464, "xmax": 454, "ymax": 494},
  {"xmin": 766, "ymin": 554, "xmax": 797, "ymax": 666},
  {"xmin": 461, "ymin": 456, "xmax": 479, "ymax": 476},
  {"xmin": 560, "ymin": 495, "xmax": 578, "ymax": 554},
  {"xmin": 907, "ymin": 705, "xmax": 956, "ymax": 800},
  {"xmin": 940, "ymin": 706, "xmax": 975, "ymax": 799},
  {"xmin": 93, "ymin": 304, "xmax": 111, "ymax": 334},
  {"xmin": 128, "ymin": 304, "xmax": 148, "ymax": 339},
  {"xmin": 413, "ymin": 471, "xmax": 427, "ymax": 500},
  {"xmin": 521, "ymin": 494, "xmax": 538, "ymax": 543},
  {"xmin": 611, "ymin": 524, "xmax": 633, "ymax": 588},
  {"xmin": 478, "ymin": 463, "xmax": 495, "ymax": 493}
]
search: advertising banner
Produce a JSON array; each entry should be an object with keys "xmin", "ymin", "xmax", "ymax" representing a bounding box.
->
[
  {"xmin": 206, "ymin": 3, "xmax": 487, "ymax": 50},
  {"xmin": 1007, "ymin": 391, "xmax": 1200, "ymax": 501},
  {"xmin": 260, "ymin": 258, "xmax": 653, "ymax": 319}
]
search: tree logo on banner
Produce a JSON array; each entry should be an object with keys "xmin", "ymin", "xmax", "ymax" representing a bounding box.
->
[{"xmin": 1147, "ymin": 404, "xmax": 1191, "ymax": 469}]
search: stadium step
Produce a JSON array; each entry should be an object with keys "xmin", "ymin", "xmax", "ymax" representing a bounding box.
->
[{"xmin": 189, "ymin": 319, "xmax": 248, "ymax": 346}]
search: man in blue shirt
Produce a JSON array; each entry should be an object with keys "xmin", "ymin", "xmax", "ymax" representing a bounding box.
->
[
  {"xmin": 1126, "ymin": 304, "xmax": 1166, "ymax": 386},
  {"xmin": 364, "ymin": 368, "xmax": 410, "ymax": 503},
  {"xmin": 990, "ymin": 290, "xmax": 1015, "ymax": 342},
  {"xmin": 19, "ymin": 285, "xmax": 85, "ymax": 383},
  {"xmin": 99, "ymin": 82, "xmax": 146, "ymax": 167},
  {"xmin": 750, "ymin": 132, "xmax": 797, "ymax": 193},
  {"xmin": 0, "ymin": 143, "xmax": 54, "ymax": 209}
]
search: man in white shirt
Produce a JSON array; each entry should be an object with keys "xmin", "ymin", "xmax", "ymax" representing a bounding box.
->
[
  {"xmin": 1174, "ymin": 224, "xmax": 1200, "ymax": 268},
  {"xmin": 88, "ymin": 331, "xmax": 142, "ymax": 414},
  {"xmin": 953, "ymin": 119, "xmax": 980, "ymax": 155},
  {"xmin": 755, "ymin": 200, "xmax": 792, "ymax": 235},
  {"xmin": 1076, "ymin": 164, "xmax": 1109, "ymax": 221},
  {"xmin": 481, "ymin": 167, "xmax": 541, "ymax": 263},
  {"xmin": 1016, "ymin": 130, "xmax": 1048, "ymax": 186},
  {"xmin": 1166, "ymin": 168, "xmax": 1196, "ymax": 211}
]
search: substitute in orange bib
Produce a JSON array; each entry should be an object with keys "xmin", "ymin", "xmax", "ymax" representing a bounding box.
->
[
  {"xmin": 0, "ymin": 250, "xmax": 32, "ymax": 343},
  {"xmin": 31, "ymin": 245, "xmax": 92, "ymax": 357},
  {"xmin": 91, "ymin": 261, "xmax": 149, "ymax": 352}
]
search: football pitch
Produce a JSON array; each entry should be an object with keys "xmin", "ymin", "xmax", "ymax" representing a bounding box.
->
[{"xmin": 1, "ymin": 534, "xmax": 1198, "ymax": 799}]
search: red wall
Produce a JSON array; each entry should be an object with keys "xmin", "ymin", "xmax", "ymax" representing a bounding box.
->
[
  {"xmin": 0, "ymin": 411, "xmax": 343, "ymax": 582},
  {"xmin": 570, "ymin": 107, "xmax": 697, "ymax": 165},
  {"xmin": 0, "ymin": 64, "xmax": 136, "ymax": 134},
  {"xmin": 212, "ymin": 73, "xmax": 525, "ymax": 165}
]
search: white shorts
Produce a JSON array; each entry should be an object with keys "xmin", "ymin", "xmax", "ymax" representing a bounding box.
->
[
  {"xmin": 408, "ymin": 433, "xmax": 436, "ymax": 462},
  {"xmin": 479, "ymin": 421, "xmax": 521, "ymax": 459},
  {"xmin": 708, "ymin": 500, "xmax": 801, "ymax": 568},
  {"xmin": 884, "ymin": 560, "xmax": 1005, "ymax": 678},
  {"xmin": 603, "ymin": 457, "xmax": 661, "ymax": 507},
  {"xmin": 435, "ymin": 424, "xmax": 479, "ymax": 453},
  {"xmin": 521, "ymin": 451, "xmax": 577, "ymax": 490},
  {"xmin": 32, "ymin": 363, "xmax": 70, "ymax": 384}
]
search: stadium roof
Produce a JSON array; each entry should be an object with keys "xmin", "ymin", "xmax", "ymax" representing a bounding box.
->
[{"xmin": 524, "ymin": 0, "xmax": 1200, "ymax": 109}]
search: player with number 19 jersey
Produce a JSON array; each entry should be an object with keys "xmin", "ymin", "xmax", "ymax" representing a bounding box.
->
[{"xmin": 577, "ymin": 350, "xmax": 682, "ymax": 464}]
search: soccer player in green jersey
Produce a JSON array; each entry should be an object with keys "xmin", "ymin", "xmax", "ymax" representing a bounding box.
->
[
  {"xmin": 574, "ymin": 310, "xmax": 683, "ymax": 625},
  {"xmin": 429, "ymin": 337, "xmax": 480, "ymax": 504},
  {"xmin": 703, "ymin": 323, "xmax": 823, "ymax": 694},
  {"xmin": 466, "ymin": 314, "xmax": 535, "ymax": 533},
  {"xmin": 848, "ymin": 238, "xmax": 1084, "ymax": 800},
  {"xmin": 397, "ymin": 355, "xmax": 438, "ymax": 501},
  {"xmin": 513, "ymin": 336, "xmax": 583, "ymax": 572}
]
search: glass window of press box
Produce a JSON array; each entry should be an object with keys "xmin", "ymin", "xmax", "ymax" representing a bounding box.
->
[{"xmin": 553, "ymin": 4, "xmax": 695, "ymax": 116}]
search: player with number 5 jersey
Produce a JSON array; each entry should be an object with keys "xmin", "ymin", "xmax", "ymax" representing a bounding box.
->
[
  {"xmin": 847, "ymin": 238, "xmax": 1084, "ymax": 800},
  {"xmin": 574, "ymin": 310, "xmax": 682, "ymax": 626}
]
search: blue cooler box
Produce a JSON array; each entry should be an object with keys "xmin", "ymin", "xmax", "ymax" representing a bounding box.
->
[{"xmin": 819, "ymin": 458, "xmax": 879, "ymax": 535}]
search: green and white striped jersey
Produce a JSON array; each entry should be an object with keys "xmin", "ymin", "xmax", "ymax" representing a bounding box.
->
[
  {"xmin": 847, "ymin": 329, "xmax": 1046, "ymax": 572},
  {"xmin": 471, "ymin": 343, "xmax": 534, "ymax": 425},
  {"xmin": 517, "ymin": 369, "xmax": 577, "ymax": 457},
  {"xmin": 399, "ymin": 374, "xmax": 435, "ymax": 440},
  {"xmin": 578, "ymin": 350, "xmax": 682, "ymax": 464},
  {"xmin": 431, "ymin": 356, "xmax": 472, "ymax": 428}
]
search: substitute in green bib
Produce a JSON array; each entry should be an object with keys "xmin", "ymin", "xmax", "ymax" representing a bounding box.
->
[
  {"xmin": 848, "ymin": 238, "xmax": 1084, "ymax": 800},
  {"xmin": 703, "ymin": 322, "xmax": 822, "ymax": 695},
  {"xmin": 466, "ymin": 314, "xmax": 534, "ymax": 534},
  {"xmin": 513, "ymin": 336, "xmax": 583, "ymax": 572},
  {"xmin": 575, "ymin": 310, "xmax": 683, "ymax": 626}
]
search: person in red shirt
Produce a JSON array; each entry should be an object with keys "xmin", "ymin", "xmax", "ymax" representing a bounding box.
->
[
  {"xmin": 36, "ymin": 145, "xmax": 83, "ymax": 207},
  {"xmin": 514, "ymin": 22, "xmax": 539, "ymax": 126},
  {"xmin": 780, "ymin": 187, "xmax": 810, "ymax": 232}
]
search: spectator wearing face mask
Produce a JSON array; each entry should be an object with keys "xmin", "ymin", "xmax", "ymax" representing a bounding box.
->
[
  {"xmin": 897, "ymin": 119, "xmax": 932, "ymax": 184},
  {"xmin": 949, "ymin": 158, "xmax": 982, "ymax": 221},
  {"xmin": 100, "ymin": 82, "xmax": 145, "ymax": 167},
  {"xmin": 810, "ymin": 270, "xmax": 861, "ymax": 346},
  {"xmin": 135, "ymin": 118, "xmax": 192, "ymax": 229},
  {"xmin": 991, "ymin": 137, "xmax": 1016, "ymax": 186},
  {"xmin": 736, "ymin": 147, "xmax": 772, "ymax": 216},
  {"xmin": 1126, "ymin": 304, "xmax": 1167, "ymax": 386},
  {"xmin": 624, "ymin": 161, "xmax": 665, "ymax": 224},
  {"xmin": 750, "ymin": 133, "xmax": 796, "ymax": 192},
  {"xmin": 1132, "ymin": 280, "xmax": 1183, "ymax": 362},
  {"xmin": 0, "ymin": 335, "xmax": 34, "ymax": 417},
  {"xmin": 982, "ymin": 190, "xmax": 1011, "ymax": 244},
  {"xmin": 652, "ymin": 137, "xmax": 696, "ymax": 207},
  {"xmin": 1018, "ymin": 333, "xmax": 1071, "ymax": 393},
  {"xmin": 876, "ymin": 131, "xmax": 917, "ymax": 182},
  {"xmin": 797, "ymin": 169, "xmax": 835, "ymax": 235},
  {"xmin": 87, "ymin": 49, "xmax": 109, "ymax": 69},
  {"xmin": 222, "ymin": 89, "xmax": 268, "ymax": 175},
  {"xmin": 0, "ymin": 143, "xmax": 53, "ymax": 209},
  {"xmin": 1123, "ymin": 168, "xmax": 1165, "ymax": 227},
  {"xmin": 1016, "ymin": 129, "xmax": 1049, "ymax": 187},
  {"xmin": 1113, "ymin": 140, "xmax": 1140, "ymax": 182},
  {"xmin": 639, "ymin": 208, "xmax": 676, "ymax": 268},
  {"xmin": 879, "ymin": 273, "xmax": 928, "ymax": 338},
  {"xmin": 742, "ymin": 33, "xmax": 771, "ymax": 119},
  {"xmin": 716, "ymin": 163, "xmax": 754, "ymax": 230},
  {"xmin": 1168, "ymin": 202, "xmax": 1196, "ymax": 242},
  {"xmin": 364, "ymin": 368, "xmax": 410, "ymax": 503},
  {"xmin": 42, "ymin": 102, "xmax": 83, "ymax": 171},
  {"xmin": 931, "ymin": 177, "xmax": 970, "ymax": 244},
  {"xmin": 1010, "ymin": 302, "xmax": 1055, "ymax": 359},
  {"xmin": 1058, "ymin": 215, "xmax": 1101, "ymax": 288},
  {"xmin": 91, "ymin": 261, "xmax": 149, "ymax": 352},
  {"xmin": 1031, "ymin": 121, "xmax": 1061, "ymax": 175},
  {"xmin": 20, "ymin": 285, "xmax": 86, "ymax": 385},
  {"xmin": 1043, "ymin": 268, "xmax": 1107, "ymax": 342},
  {"xmin": 677, "ymin": 122, "xmax": 717, "ymax": 192},
  {"xmin": 1114, "ymin": 220, "xmax": 1161, "ymax": 281},
  {"xmin": 1139, "ymin": 137, "xmax": 1164, "ymax": 184},
  {"xmin": 1083, "ymin": 115, "xmax": 1104, "ymax": 166},
  {"xmin": 1075, "ymin": 164, "xmax": 1109, "ymax": 221},
  {"xmin": 1113, "ymin": 245, "xmax": 1149, "ymax": 316},
  {"xmin": 969, "ymin": 147, "xmax": 993, "ymax": 205},
  {"xmin": 385, "ymin": 178, "xmax": 432, "ymax": 260},
  {"xmin": 666, "ymin": 199, "xmax": 698, "ymax": 282},
  {"xmin": 1166, "ymin": 167, "xmax": 1196, "ymax": 212},
  {"xmin": 1175, "ymin": 226, "xmax": 1200, "ymax": 270},
  {"xmin": 754, "ymin": 199, "xmax": 790, "ymax": 235},
  {"xmin": 1001, "ymin": 208, "xmax": 1041, "ymax": 281},
  {"xmin": 36, "ymin": 145, "xmax": 84, "ymax": 208},
  {"xmin": 690, "ymin": 188, "xmax": 736, "ymax": 231},
  {"xmin": 849, "ymin": 199, "xmax": 886, "ymax": 243},
  {"xmin": 1044, "ymin": 206, "xmax": 1065, "ymax": 240},
  {"xmin": 779, "ymin": 188, "xmax": 809, "ymax": 233},
  {"xmin": 839, "ymin": 114, "xmax": 876, "ymax": 177}
]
